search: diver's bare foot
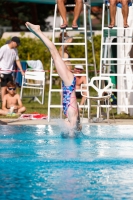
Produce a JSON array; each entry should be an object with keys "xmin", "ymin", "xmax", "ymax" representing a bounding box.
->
[{"xmin": 25, "ymin": 22, "xmax": 40, "ymax": 32}]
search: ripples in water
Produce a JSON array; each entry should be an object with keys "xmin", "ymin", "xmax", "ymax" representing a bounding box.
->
[{"xmin": 0, "ymin": 125, "xmax": 133, "ymax": 199}]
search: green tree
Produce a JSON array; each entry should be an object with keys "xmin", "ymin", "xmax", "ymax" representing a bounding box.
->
[
  {"xmin": 0, "ymin": 1, "xmax": 54, "ymax": 32},
  {"xmin": 0, "ymin": 34, "xmax": 101, "ymax": 77}
]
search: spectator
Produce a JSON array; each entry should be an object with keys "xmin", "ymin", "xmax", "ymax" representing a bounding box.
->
[
  {"xmin": 74, "ymin": 65, "xmax": 87, "ymax": 111},
  {"xmin": 57, "ymin": 0, "xmax": 83, "ymax": 29},
  {"xmin": 0, "ymin": 36, "xmax": 25, "ymax": 101},
  {"xmin": 0, "ymin": 81, "xmax": 26, "ymax": 116},
  {"xmin": 108, "ymin": 0, "xmax": 130, "ymax": 28}
]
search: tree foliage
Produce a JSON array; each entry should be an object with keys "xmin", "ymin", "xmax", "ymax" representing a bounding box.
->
[
  {"xmin": 0, "ymin": 34, "xmax": 101, "ymax": 77},
  {"xmin": 0, "ymin": 1, "xmax": 54, "ymax": 31}
]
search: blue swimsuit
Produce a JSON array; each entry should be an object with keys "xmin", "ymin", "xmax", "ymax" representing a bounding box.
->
[{"xmin": 62, "ymin": 76, "xmax": 76, "ymax": 116}]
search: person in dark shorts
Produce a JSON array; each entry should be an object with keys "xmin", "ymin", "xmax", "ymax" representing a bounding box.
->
[
  {"xmin": 0, "ymin": 36, "xmax": 24, "ymax": 101},
  {"xmin": 1, "ymin": 74, "xmax": 13, "ymax": 87},
  {"xmin": 76, "ymin": 91, "xmax": 82, "ymax": 99},
  {"xmin": 57, "ymin": 0, "xmax": 83, "ymax": 29}
]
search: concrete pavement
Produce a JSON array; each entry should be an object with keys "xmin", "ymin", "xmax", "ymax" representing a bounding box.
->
[{"xmin": 0, "ymin": 118, "xmax": 133, "ymax": 125}]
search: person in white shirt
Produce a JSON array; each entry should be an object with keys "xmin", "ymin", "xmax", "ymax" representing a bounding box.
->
[{"xmin": 0, "ymin": 36, "xmax": 24, "ymax": 101}]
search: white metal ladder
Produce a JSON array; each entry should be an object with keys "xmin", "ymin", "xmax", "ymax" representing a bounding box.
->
[
  {"xmin": 47, "ymin": 0, "xmax": 97, "ymax": 121},
  {"xmin": 99, "ymin": 1, "xmax": 133, "ymax": 115}
]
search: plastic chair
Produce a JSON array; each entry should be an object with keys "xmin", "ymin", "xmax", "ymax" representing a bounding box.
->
[
  {"xmin": 81, "ymin": 76, "xmax": 113, "ymax": 123},
  {"xmin": 20, "ymin": 70, "xmax": 45, "ymax": 104}
]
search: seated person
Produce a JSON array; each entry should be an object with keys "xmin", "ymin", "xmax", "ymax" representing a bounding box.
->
[
  {"xmin": 74, "ymin": 65, "xmax": 87, "ymax": 111},
  {"xmin": 108, "ymin": 0, "xmax": 131, "ymax": 28},
  {"xmin": 0, "ymin": 81, "xmax": 26, "ymax": 115},
  {"xmin": 57, "ymin": 0, "xmax": 83, "ymax": 29}
]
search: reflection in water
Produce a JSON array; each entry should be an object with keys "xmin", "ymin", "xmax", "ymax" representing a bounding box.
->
[{"xmin": 0, "ymin": 125, "xmax": 133, "ymax": 199}]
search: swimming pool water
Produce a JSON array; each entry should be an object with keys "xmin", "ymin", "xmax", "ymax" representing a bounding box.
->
[{"xmin": 0, "ymin": 125, "xmax": 133, "ymax": 199}]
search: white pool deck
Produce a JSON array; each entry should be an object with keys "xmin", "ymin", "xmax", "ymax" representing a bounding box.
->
[{"xmin": 0, "ymin": 118, "xmax": 133, "ymax": 125}]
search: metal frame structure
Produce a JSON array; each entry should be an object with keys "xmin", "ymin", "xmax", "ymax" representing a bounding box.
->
[
  {"xmin": 99, "ymin": 1, "xmax": 133, "ymax": 115},
  {"xmin": 8, "ymin": 0, "xmax": 103, "ymax": 6}
]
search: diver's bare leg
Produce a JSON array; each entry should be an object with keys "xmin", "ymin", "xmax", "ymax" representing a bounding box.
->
[
  {"xmin": 25, "ymin": 22, "xmax": 73, "ymax": 86},
  {"xmin": 25, "ymin": 22, "xmax": 81, "ymax": 133}
]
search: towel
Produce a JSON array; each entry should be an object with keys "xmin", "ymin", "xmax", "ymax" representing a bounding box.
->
[
  {"xmin": 19, "ymin": 113, "xmax": 47, "ymax": 120},
  {"xmin": 26, "ymin": 60, "xmax": 43, "ymax": 70}
]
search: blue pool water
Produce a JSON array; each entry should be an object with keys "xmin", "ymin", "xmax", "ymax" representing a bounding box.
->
[{"xmin": 0, "ymin": 125, "xmax": 133, "ymax": 199}]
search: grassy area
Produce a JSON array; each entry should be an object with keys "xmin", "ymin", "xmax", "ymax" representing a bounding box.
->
[
  {"xmin": 0, "ymin": 84, "xmax": 133, "ymax": 120},
  {"xmin": 0, "ymin": 84, "xmax": 62, "ymax": 119}
]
